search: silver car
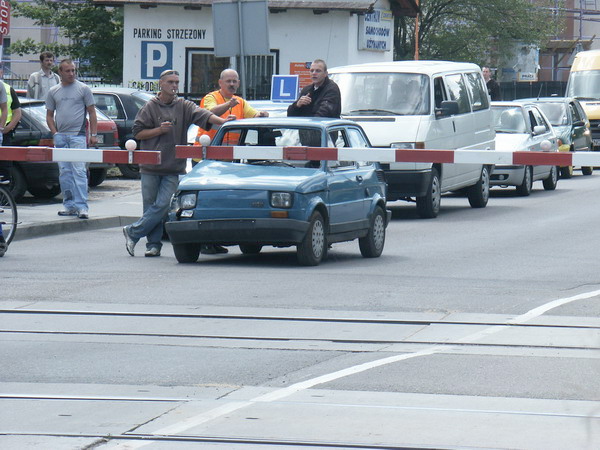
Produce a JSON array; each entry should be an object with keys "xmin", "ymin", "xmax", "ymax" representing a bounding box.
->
[{"xmin": 490, "ymin": 101, "xmax": 559, "ymax": 196}]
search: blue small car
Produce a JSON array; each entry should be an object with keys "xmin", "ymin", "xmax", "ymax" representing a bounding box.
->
[{"xmin": 165, "ymin": 117, "xmax": 391, "ymax": 265}]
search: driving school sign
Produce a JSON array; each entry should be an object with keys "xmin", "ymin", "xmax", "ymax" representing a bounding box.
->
[{"xmin": 358, "ymin": 9, "xmax": 392, "ymax": 52}]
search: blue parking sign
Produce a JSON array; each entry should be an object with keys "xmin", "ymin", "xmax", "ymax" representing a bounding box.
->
[{"xmin": 271, "ymin": 75, "xmax": 299, "ymax": 102}]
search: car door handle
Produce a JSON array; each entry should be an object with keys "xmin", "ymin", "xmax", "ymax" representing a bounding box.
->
[{"xmin": 356, "ymin": 175, "xmax": 363, "ymax": 182}]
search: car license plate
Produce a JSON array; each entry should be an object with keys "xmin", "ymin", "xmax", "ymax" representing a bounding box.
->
[{"xmin": 96, "ymin": 134, "xmax": 104, "ymax": 144}]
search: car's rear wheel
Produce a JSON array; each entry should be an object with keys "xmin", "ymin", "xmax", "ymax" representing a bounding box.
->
[
  {"xmin": 582, "ymin": 166, "xmax": 594, "ymax": 176},
  {"xmin": 173, "ymin": 243, "xmax": 200, "ymax": 263},
  {"xmin": 560, "ymin": 165, "xmax": 573, "ymax": 179},
  {"xmin": 117, "ymin": 164, "xmax": 141, "ymax": 179},
  {"xmin": 359, "ymin": 206, "xmax": 386, "ymax": 258},
  {"xmin": 28, "ymin": 185, "xmax": 61, "ymax": 199},
  {"xmin": 416, "ymin": 168, "xmax": 440, "ymax": 219},
  {"xmin": 467, "ymin": 166, "xmax": 490, "ymax": 208},
  {"xmin": 516, "ymin": 166, "xmax": 532, "ymax": 196},
  {"xmin": 9, "ymin": 167, "xmax": 27, "ymax": 201},
  {"xmin": 239, "ymin": 244, "xmax": 262, "ymax": 254},
  {"xmin": 543, "ymin": 166, "xmax": 558, "ymax": 190},
  {"xmin": 88, "ymin": 168, "xmax": 107, "ymax": 187},
  {"xmin": 297, "ymin": 211, "xmax": 327, "ymax": 266}
]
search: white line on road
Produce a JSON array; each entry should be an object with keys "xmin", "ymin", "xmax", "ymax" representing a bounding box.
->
[{"xmin": 107, "ymin": 288, "xmax": 600, "ymax": 449}]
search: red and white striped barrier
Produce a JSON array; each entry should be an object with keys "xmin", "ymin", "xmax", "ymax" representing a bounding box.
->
[
  {"xmin": 0, "ymin": 146, "xmax": 161, "ymax": 164},
  {"xmin": 176, "ymin": 145, "xmax": 600, "ymax": 167}
]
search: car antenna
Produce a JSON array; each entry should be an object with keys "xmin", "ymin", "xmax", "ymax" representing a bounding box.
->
[{"xmin": 536, "ymin": 83, "xmax": 544, "ymax": 101}]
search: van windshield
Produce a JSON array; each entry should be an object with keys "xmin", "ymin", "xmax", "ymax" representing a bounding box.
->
[
  {"xmin": 331, "ymin": 73, "xmax": 430, "ymax": 116},
  {"xmin": 566, "ymin": 71, "xmax": 600, "ymax": 100}
]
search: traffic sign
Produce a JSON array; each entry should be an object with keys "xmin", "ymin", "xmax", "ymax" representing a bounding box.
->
[
  {"xmin": 0, "ymin": 0, "xmax": 10, "ymax": 35},
  {"xmin": 270, "ymin": 75, "xmax": 298, "ymax": 102}
]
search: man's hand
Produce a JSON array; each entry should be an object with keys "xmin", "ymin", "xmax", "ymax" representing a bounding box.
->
[
  {"xmin": 256, "ymin": 111, "xmax": 269, "ymax": 118},
  {"xmin": 229, "ymin": 97, "xmax": 239, "ymax": 109},
  {"xmin": 159, "ymin": 121, "xmax": 173, "ymax": 133},
  {"xmin": 296, "ymin": 95, "xmax": 312, "ymax": 107},
  {"xmin": 224, "ymin": 114, "xmax": 236, "ymax": 122},
  {"xmin": 89, "ymin": 136, "xmax": 98, "ymax": 147}
]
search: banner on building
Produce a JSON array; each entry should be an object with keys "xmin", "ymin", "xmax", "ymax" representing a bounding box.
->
[{"xmin": 358, "ymin": 9, "xmax": 392, "ymax": 52}]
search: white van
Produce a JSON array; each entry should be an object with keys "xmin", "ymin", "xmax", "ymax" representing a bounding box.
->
[{"xmin": 329, "ymin": 61, "xmax": 495, "ymax": 218}]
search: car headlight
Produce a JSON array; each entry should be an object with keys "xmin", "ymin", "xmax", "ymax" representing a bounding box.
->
[
  {"xmin": 179, "ymin": 192, "xmax": 197, "ymax": 210},
  {"xmin": 270, "ymin": 192, "xmax": 293, "ymax": 208}
]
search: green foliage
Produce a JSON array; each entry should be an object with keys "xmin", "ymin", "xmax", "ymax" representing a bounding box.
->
[
  {"xmin": 394, "ymin": 0, "xmax": 563, "ymax": 66},
  {"xmin": 8, "ymin": 0, "xmax": 123, "ymax": 83}
]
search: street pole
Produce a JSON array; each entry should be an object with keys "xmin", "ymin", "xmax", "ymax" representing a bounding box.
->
[
  {"xmin": 414, "ymin": 0, "xmax": 420, "ymax": 60},
  {"xmin": 237, "ymin": 0, "xmax": 247, "ymax": 98}
]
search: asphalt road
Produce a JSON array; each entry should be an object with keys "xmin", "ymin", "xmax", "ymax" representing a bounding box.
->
[{"xmin": 1, "ymin": 172, "xmax": 599, "ymax": 449}]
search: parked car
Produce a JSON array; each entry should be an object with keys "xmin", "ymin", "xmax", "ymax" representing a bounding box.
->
[
  {"xmin": 89, "ymin": 108, "xmax": 120, "ymax": 187},
  {"xmin": 165, "ymin": 117, "xmax": 390, "ymax": 266},
  {"xmin": 91, "ymin": 87, "xmax": 154, "ymax": 178},
  {"xmin": 8, "ymin": 99, "xmax": 117, "ymax": 200},
  {"xmin": 490, "ymin": 101, "xmax": 559, "ymax": 196},
  {"xmin": 520, "ymin": 96, "xmax": 593, "ymax": 178}
]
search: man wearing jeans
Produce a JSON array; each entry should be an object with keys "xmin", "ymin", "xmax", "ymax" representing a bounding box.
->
[
  {"xmin": 46, "ymin": 59, "xmax": 97, "ymax": 219},
  {"xmin": 122, "ymin": 69, "xmax": 233, "ymax": 257}
]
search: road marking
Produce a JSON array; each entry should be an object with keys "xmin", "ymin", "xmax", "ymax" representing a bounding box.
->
[{"xmin": 107, "ymin": 288, "xmax": 600, "ymax": 448}]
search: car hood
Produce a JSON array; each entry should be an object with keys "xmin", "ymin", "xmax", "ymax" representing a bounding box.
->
[
  {"xmin": 178, "ymin": 160, "xmax": 326, "ymax": 193},
  {"xmin": 495, "ymin": 133, "xmax": 534, "ymax": 152}
]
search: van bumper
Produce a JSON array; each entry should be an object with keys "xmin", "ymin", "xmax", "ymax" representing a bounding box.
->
[{"xmin": 383, "ymin": 169, "xmax": 432, "ymax": 200}]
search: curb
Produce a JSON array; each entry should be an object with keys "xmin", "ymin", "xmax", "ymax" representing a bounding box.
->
[{"xmin": 14, "ymin": 216, "xmax": 139, "ymax": 241}]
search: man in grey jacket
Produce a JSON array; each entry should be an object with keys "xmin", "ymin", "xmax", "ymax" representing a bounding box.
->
[{"xmin": 123, "ymin": 69, "xmax": 233, "ymax": 257}]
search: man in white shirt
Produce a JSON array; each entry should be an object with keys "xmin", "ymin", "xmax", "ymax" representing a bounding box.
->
[{"xmin": 27, "ymin": 51, "xmax": 60, "ymax": 100}]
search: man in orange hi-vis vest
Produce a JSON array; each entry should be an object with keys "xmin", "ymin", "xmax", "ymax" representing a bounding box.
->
[{"xmin": 195, "ymin": 69, "xmax": 268, "ymax": 147}]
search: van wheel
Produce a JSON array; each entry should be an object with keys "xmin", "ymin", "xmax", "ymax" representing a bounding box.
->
[
  {"xmin": 416, "ymin": 168, "xmax": 440, "ymax": 219},
  {"xmin": 239, "ymin": 244, "xmax": 262, "ymax": 254},
  {"xmin": 9, "ymin": 166, "xmax": 27, "ymax": 201},
  {"xmin": 582, "ymin": 166, "xmax": 593, "ymax": 176},
  {"xmin": 28, "ymin": 185, "xmax": 61, "ymax": 199},
  {"xmin": 516, "ymin": 166, "xmax": 532, "ymax": 196},
  {"xmin": 467, "ymin": 166, "xmax": 490, "ymax": 208},
  {"xmin": 88, "ymin": 168, "xmax": 107, "ymax": 187},
  {"xmin": 543, "ymin": 166, "xmax": 558, "ymax": 190}
]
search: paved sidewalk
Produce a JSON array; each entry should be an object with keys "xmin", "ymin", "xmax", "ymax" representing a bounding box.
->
[{"xmin": 14, "ymin": 178, "xmax": 142, "ymax": 241}]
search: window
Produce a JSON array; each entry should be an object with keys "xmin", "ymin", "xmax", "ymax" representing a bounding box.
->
[
  {"xmin": 445, "ymin": 74, "xmax": 471, "ymax": 114},
  {"xmin": 93, "ymin": 94, "xmax": 122, "ymax": 120},
  {"xmin": 433, "ymin": 77, "xmax": 447, "ymax": 109},
  {"xmin": 464, "ymin": 72, "xmax": 489, "ymax": 111}
]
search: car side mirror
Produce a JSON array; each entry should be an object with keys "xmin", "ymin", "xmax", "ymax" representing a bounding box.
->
[
  {"xmin": 573, "ymin": 120, "xmax": 585, "ymax": 127},
  {"xmin": 532, "ymin": 125, "xmax": 546, "ymax": 135},
  {"xmin": 435, "ymin": 100, "xmax": 459, "ymax": 118}
]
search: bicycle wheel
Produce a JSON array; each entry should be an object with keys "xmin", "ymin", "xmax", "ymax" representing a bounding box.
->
[{"xmin": 0, "ymin": 185, "xmax": 17, "ymax": 245}]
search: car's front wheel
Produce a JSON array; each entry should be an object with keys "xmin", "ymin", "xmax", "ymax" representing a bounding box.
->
[
  {"xmin": 582, "ymin": 166, "xmax": 594, "ymax": 176},
  {"xmin": 88, "ymin": 168, "xmax": 107, "ymax": 187},
  {"xmin": 173, "ymin": 243, "xmax": 200, "ymax": 263},
  {"xmin": 297, "ymin": 211, "xmax": 327, "ymax": 266},
  {"xmin": 516, "ymin": 166, "xmax": 532, "ymax": 196},
  {"xmin": 28, "ymin": 185, "xmax": 61, "ymax": 199},
  {"xmin": 359, "ymin": 206, "xmax": 386, "ymax": 258},
  {"xmin": 543, "ymin": 166, "xmax": 558, "ymax": 190},
  {"xmin": 467, "ymin": 166, "xmax": 490, "ymax": 208}
]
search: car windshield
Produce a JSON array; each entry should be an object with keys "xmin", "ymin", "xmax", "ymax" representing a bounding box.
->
[
  {"xmin": 23, "ymin": 103, "xmax": 51, "ymax": 132},
  {"xmin": 492, "ymin": 106, "xmax": 526, "ymax": 133},
  {"xmin": 534, "ymin": 102, "xmax": 567, "ymax": 126},
  {"xmin": 566, "ymin": 70, "xmax": 600, "ymax": 100},
  {"xmin": 132, "ymin": 91, "xmax": 154, "ymax": 109},
  {"xmin": 331, "ymin": 72, "xmax": 430, "ymax": 116}
]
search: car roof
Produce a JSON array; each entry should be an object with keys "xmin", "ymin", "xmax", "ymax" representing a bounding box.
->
[
  {"xmin": 18, "ymin": 98, "xmax": 46, "ymax": 106},
  {"xmin": 219, "ymin": 116, "xmax": 361, "ymax": 129},
  {"xmin": 518, "ymin": 97, "xmax": 577, "ymax": 103},
  {"xmin": 329, "ymin": 60, "xmax": 481, "ymax": 76}
]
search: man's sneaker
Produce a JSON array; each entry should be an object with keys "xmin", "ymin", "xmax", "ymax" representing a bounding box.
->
[
  {"xmin": 145, "ymin": 247, "xmax": 161, "ymax": 257},
  {"xmin": 77, "ymin": 210, "xmax": 89, "ymax": 219},
  {"xmin": 123, "ymin": 226, "xmax": 136, "ymax": 257},
  {"xmin": 58, "ymin": 209, "xmax": 78, "ymax": 216},
  {"xmin": 201, "ymin": 244, "xmax": 229, "ymax": 255},
  {"xmin": 0, "ymin": 236, "xmax": 6, "ymax": 257}
]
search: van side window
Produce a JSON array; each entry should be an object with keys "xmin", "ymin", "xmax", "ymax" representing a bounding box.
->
[
  {"xmin": 464, "ymin": 72, "xmax": 489, "ymax": 111},
  {"xmin": 445, "ymin": 74, "xmax": 471, "ymax": 114},
  {"xmin": 434, "ymin": 77, "xmax": 447, "ymax": 109}
]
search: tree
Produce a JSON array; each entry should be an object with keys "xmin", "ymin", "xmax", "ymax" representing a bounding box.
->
[
  {"xmin": 8, "ymin": 0, "xmax": 123, "ymax": 83},
  {"xmin": 394, "ymin": 0, "xmax": 563, "ymax": 67}
]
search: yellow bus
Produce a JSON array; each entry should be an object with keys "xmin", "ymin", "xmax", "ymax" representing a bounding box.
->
[{"xmin": 565, "ymin": 50, "xmax": 600, "ymax": 149}]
